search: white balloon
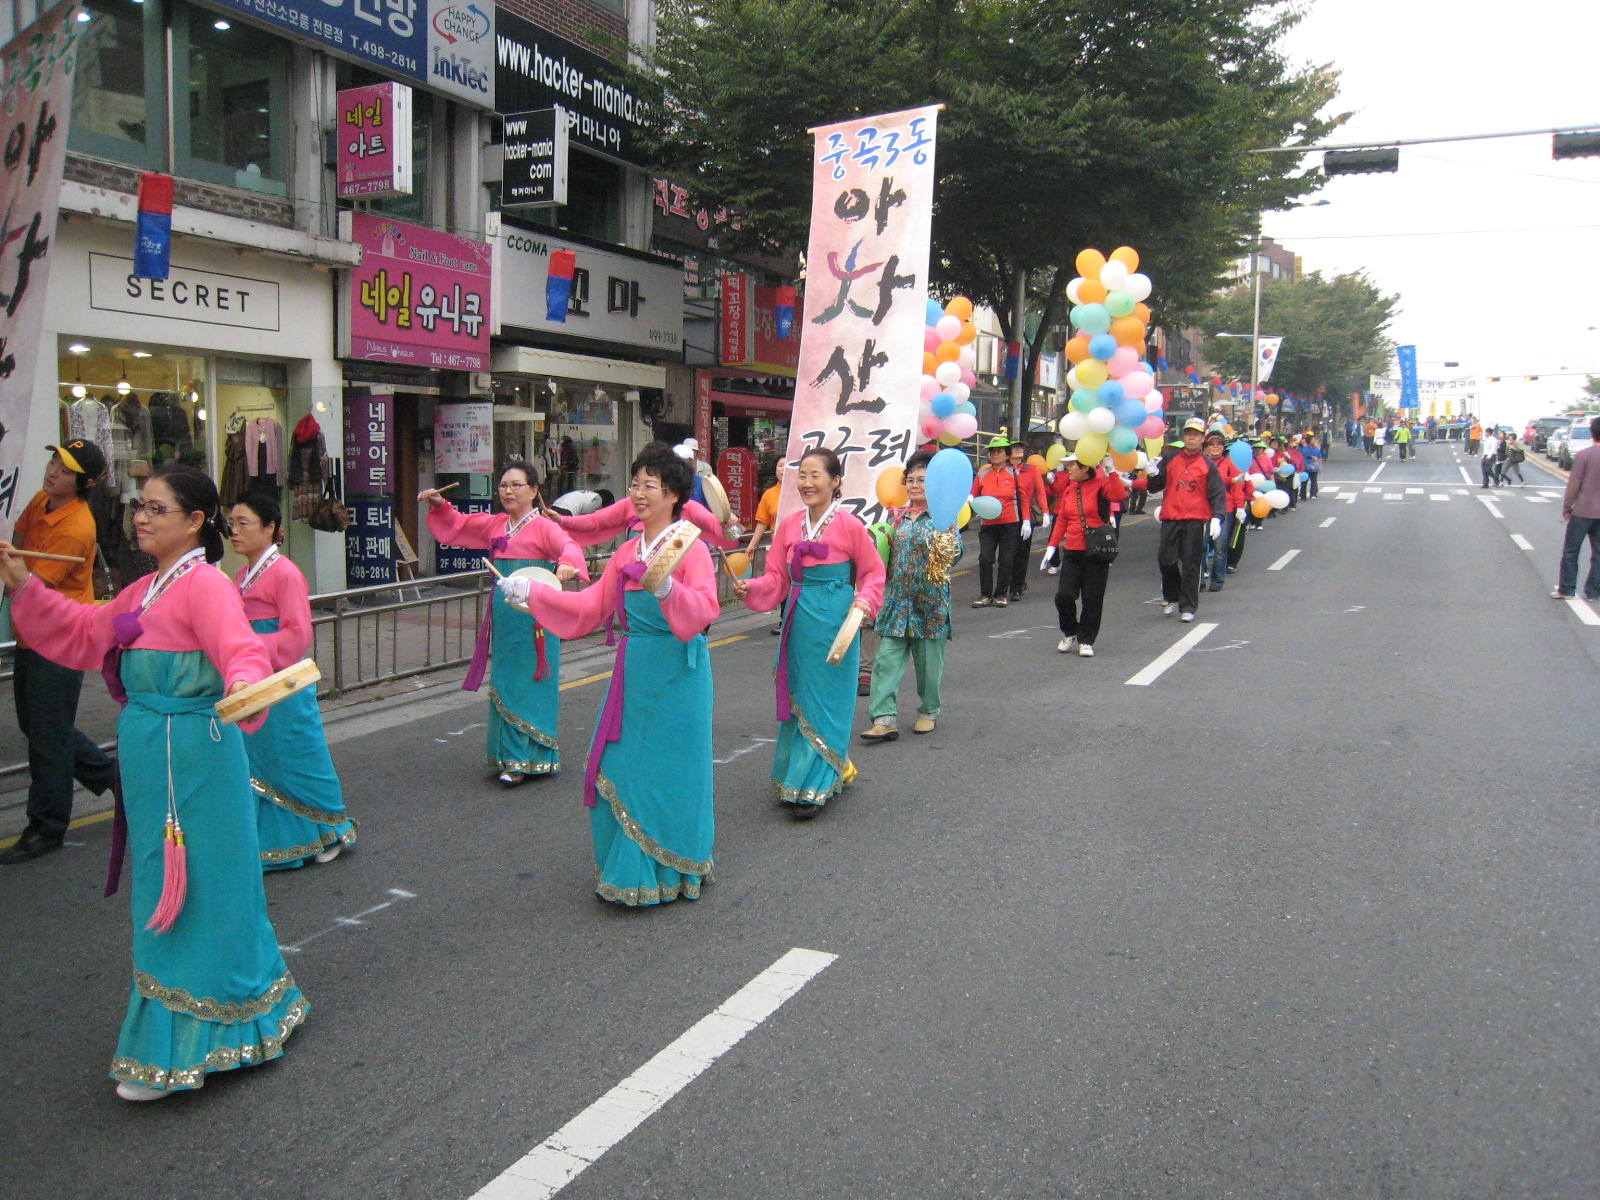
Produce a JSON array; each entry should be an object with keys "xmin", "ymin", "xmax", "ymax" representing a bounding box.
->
[
  {"xmin": 947, "ymin": 381, "xmax": 971, "ymax": 404},
  {"xmin": 957, "ymin": 346, "xmax": 978, "ymax": 370},
  {"xmin": 1059, "ymin": 411, "xmax": 1090, "ymax": 440},
  {"xmin": 1099, "ymin": 260, "xmax": 1129, "ymax": 290},
  {"xmin": 1066, "ymin": 277, "xmax": 1084, "ymax": 304},
  {"xmin": 1268, "ymin": 489, "xmax": 1291, "ymax": 509},
  {"xmin": 1125, "ymin": 273, "xmax": 1152, "ymax": 301},
  {"xmin": 1086, "ymin": 406, "xmax": 1116, "ymax": 435},
  {"xmin": 1152, "ymin": 504, "xmax": 1162, "ymax": 520},
  {"xmin": 935, "ymin": 361, "xmax": 962, "ymax": 387},
  {"xmin": 1249, "ymin": 472, "xmax": 1267, "ymax": 488},
  {"xmin": 1065, "ymin": 366, "xmax": 1082, "ymax": 392}
]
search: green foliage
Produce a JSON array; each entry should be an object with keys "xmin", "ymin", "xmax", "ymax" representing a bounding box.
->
[
  {"xmin": 1582, "ymin": 375, "xmax": 1600, "ymax": 402},
  {"xmin": 1198, "ymin": 271, "xmax": 1398, "ymax": 403},
  {"xmin": 636, "ymin": 0, "xmax": 1345, "ymax": 420}
]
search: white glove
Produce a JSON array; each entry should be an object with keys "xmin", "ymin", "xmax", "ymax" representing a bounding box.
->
[
  {"xmin": 1039, "ymin": 513, "xmax": 1052, "ymax": 531},
  {"xmin": 1021, "ymin": 520, "xmax": 1033, "ymax": 539},
  {"xmin": 651, "ymin": 576, "xmax": 674, "ymax": 601},
  {"xmin": 1208, "ymin": 518, "xmax": 1221, "ymax": 539},
  {"xmin": 1040, "ymin": 546, "xmax": 1056, "ymax": 571},
  {"xmin": 1235, "ymin": 507, "xmax": 1246, "ymax": 523},
  {"xmin": 496, "ymin": 575, "xmax": 531, "ymax": 605},
  {"xmin": 1146, "ymin": 459, "xmax": 1162, "ymax": 476}
]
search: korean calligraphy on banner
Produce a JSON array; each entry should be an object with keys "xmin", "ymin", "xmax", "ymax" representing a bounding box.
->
[
  {"xmin": 336, "ymin": 83, "xmax": 413, "ymax": 200},
  {"xmin": 0, "ymin": 4, "xmax": 78, "ymax": 531},
  {"xmin": 344, "ymin": 391, "xmax": 393, "ymax": 496},
  {"xmin": 780, "ymin": 105, "xmax": 938, "ymax": 527}
]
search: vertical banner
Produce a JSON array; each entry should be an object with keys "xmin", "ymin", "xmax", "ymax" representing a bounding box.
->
[
  {"xmin": 434, "ymin": 401, "xmax": 494, "ymax": 473},
  {"xmin": 344, "ymin": 500, "xmax": 396, "ymax": 586},
  {"xmin": 781, "ymin": 105, "xmax": 938, "ymax": 525},
  {"xmin": 337, "ymin": 82, "xmax": 414, "ymax": 200},
  {"xmin": 133, "ymin": 172, "xmax": 173, "ymax": 280},
  {"xmin": 343, "ymin": 391, "xmax": 393, "ymax": 497},
  {"xmin": 720, "ymin": 271, "xmax": 751, "ymax": 365},
  {"xmin": 501, "ymin": 107, "xmax": 568, "ymax": 208},
  {"xmin": 0, "ymin": 5, "xmax": 79, "ymax": 531},
  {"xmin": 694, "ymin": 368, "xmax": 713, "ymax": 458},
  {"xmin": 1256, "ymin": 336, "xmax": 1284, "ymax": 383},
  {"xmin": 715, "ymin": 447, "xmax": 757, "ymax": 525},
  {"xmin": 1397, "ymin": 344, "xmax": 1419, "ymax": 409}
]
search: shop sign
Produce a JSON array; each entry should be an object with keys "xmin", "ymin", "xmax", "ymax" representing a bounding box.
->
[
  {"xmin": 720, "ymin": 272, "xmax": 750, "ymax": 366},
  {"xmin": 719, "ymin": 279, "xmax": 800, "ymax": 377},
  {"xmin": 501, "ymin": 106, "xmax": 567, "ymax": 207},
  {"xmin": 345, "ymin": 499, "xmax": 396, "ymax": 585},
  {"xmin": 651, "ymin": 178, "xmax": 739, "ymax": 244},
  {"xmin": 434, "ymin": 401, "xmax": 493, "ymax": 473},
  {"xmin": 206, "ymin": 0, "xmax": 494, "ymax": 109},
  {"xmin": 783, "ymin": 105, "xmax": 938, "ymax": 527},
  {"xmin": 343, "ymin": 213, "xmax": 491, "ymax": 373},
  {"xmin": 337, "ymin": 83, "xmax": 413, "ymax": 199},
  {"xmin": 694, "ymin": 369, "xmax": 712, "ymax": 456},
  {"xmin": 715, "ymin": 447, "xmax": 756, "ymax": 525},
  {"xmin": 89, "ymin": 253, "xmax": 281, "ymax": 330},
  {"xmin": 494, "ymin": 9, "xmax": 646, "ymax": 167},
  {"xmin": 493, "ymin": 217, "xmax": 682, "ymax": 354},
  {"xmin": 0, "ymin": 3, "xmax": 79, "ymax": 528},
  {"xmin": 435, "ymin": 499, "xmax": 493, "ymax": 573},
  {"xmin": 344, "ymin": 392, "xmax": 393, "ymax": 496}
]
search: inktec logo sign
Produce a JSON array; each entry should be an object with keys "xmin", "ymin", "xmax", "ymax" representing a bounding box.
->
[{"xmin": 427, "ymin": 1, "xmax": 494, "ymax": 105}]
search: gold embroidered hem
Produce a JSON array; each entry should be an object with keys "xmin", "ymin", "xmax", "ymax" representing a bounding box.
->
[
  {"xmin": 596, "ymin": 773, "xmax": 714, "ymax": 877},
  {"xmin": 488, "ymin": 757, "xmax": 560, "ymax": 774},
  {"xmin": 593, "ymin": 865, "xmax": 707, "ymax": 907},
  {"xmin": 488, "ymin": 685, "xmax": 559, "ymax": 750},
  {"xmin": 133, "ymin": 968, "xmax": 299, "ymax": 1025},
  {"xmin": 772, "ymin": 779, "xmax": 842, "ymax": 806},
  {"xmin": 791, "ymin": 699, "xmax": 849, "ymax": 776},
  {"xmin": 251, "ymin": 777, "xmax": 350, "ymax": 827},
  {"xmin": 110, "ymin": 998, "xmax": 309, "ymax": 1091},
  {"xmin": 261, "ymin": 831, "xmax": 336, "ymax": 864}
]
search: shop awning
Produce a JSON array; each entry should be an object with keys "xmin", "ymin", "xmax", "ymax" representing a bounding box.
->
[
  {"xmin": 712, "ymin": 390, "xmax": 792, "ymax": 418},
  {"xmin": 492, "ymin": 345, "xmax": 668, "ymax": 390}
]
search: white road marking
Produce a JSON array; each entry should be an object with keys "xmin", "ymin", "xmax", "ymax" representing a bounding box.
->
[
  {"xmin": 470, "ymin": 948, "xmax": 839, "ymax": 1200},
  {"xmin": 1525, "ymin": 496, "xmax": 1550, "ymax": 504},
  {"xmin": 1342, "ymin": 492, "xmax": 1358, "ymax": 504},
  {"xmin": 1406, "ymin": 487, "xmax": 1423, "ymax": 494},
  {"xmin": 712, "ymin": 736, "xmax": 777, "ymax": 765},
  {"xmin": 280, "ymin": 889, "xmax": 417, "ymax": 955},
  {"xmin": 1268, "ymin": 549, "xmax": 1301, "ymax": 571},
  {"xmin": 1194, "ymin": 639, "xmax": 1251, "ymax": 653},
  {"xmin": 1453, "ymin": 488, "xmax": 1468, "ymax": 495},
  {"xmin": 1510, "ymin": 534, "xmax": 1534, "ymax": 551},
  {"xmin": 1540, "ymin": 490, "xmax": 1562, "ymax": 497},
  {"xmin": 1319, "ymin": 517, "xmax": 1336, "ymax": 527},
  {"xmin": 1430, "ymin": 494, "xmax": 1449, "ymax": 502},
  {"xmin": 987, "ymin": 625, "xmax": 1056, "ymax": 639},
  {"xmin": 434, "ymin": 721, "xmax": 486, "ymax": 744},
  {"xmin": 1479, "ymin": 497, "xmax": 1505, "ymax": 519},
  {"xmin": 1383, "ymin": 493, "xmax": 1402, "ymax": 500},
  {"xmin": 1566, "ymin": 597, "xmax": 1600, "ymax": 626},
  {"xmin": 1125, "ymin": 623, "xmax": 1217, "ymax": 686},
  {"xmin": 1367, "ymin": 462, "xmax": 1386, "ymax": 482},
  {"xmin": 1363, "ymin": 486, "xmax": 1382, "ymax": 493}
]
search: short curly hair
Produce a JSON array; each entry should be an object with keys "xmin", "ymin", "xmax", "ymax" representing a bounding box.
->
[{"xmin": 630, "ymin": 442, "xmax": 694, "ymax": 517}]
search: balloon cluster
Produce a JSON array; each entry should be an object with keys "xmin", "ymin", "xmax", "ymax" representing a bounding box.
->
[
  {"xmin": 1057, "ymin": 247, "xmax": 1162, "ymax": 469},
  {"xmin": 918, "ymin": 296, "xmax": 981, "ymax": 445},
  {"xmin": 1224, "ymin": 439, "xmax": 1292, "ymax": 518}
]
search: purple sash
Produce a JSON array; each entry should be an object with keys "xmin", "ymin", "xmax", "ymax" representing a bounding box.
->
[
  {"xmin": 99, "ymin": 610, "xmax": 143, "ymax": 895},
  {"xmin": 774, "ymin": 539, "xmax": 830, "ymax": 722},
  {"xmin": 584, "ymin": 559, "xmax": 649, "ymax": 807}
]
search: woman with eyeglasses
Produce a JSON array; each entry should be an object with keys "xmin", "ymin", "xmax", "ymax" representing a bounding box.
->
[
  {"xmin": 229, "ymin": 492, "xmax": 356, "ymax": 868},
  {"xmin": 732, "ymin": 449, "xmax": 885, "ymax": 818},
  {"xmin": 422, "ymin": 463, "xmax": 587, "ymax": 786},
  {"xmin": 543, "ymin": 442, "xmax": 741, "ymax": 552},
  {"xmin": 503, "ymin": 444, "xmax": 721, "ymax": 906},
  {"xmin": 0, "ymin": 466, "xmax": 300, "ymax": 1103}
]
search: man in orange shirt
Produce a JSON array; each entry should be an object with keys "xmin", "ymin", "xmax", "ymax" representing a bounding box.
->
[
  {"xmin": 0, "ymin": 440, "xmax": 120, "ymax": 864},
  {"xmin": 745, "ymin": 464, "xmax": 783, "ymax": 634}
]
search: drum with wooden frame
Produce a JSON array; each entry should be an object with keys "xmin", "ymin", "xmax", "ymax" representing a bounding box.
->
[
  {"xmin": 215, "ymin": 660, "xmax": 322, "ymax": 725},
  {"xmin": 640, "ymin": 521, "xmax": 701, "ymax": 594},
  {"xmin": 825, "ymin": 605, "xmax": 865, "ymax": 666},
  {"xmin": 699, "ymin": 472, "xmax": 732, "ymax": 528},
  {"xmin": 504, "ymin": 565, "xmax": 561, "ymax": 614}
]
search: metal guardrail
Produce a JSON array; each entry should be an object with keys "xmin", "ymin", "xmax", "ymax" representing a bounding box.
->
[{"xmin": 310, "ymin": 570, "xmax": 494, "ymax": 698}]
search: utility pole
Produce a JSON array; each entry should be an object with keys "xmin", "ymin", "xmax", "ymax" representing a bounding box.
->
[
  {"xmin": 1249, "ymin": 248, "xmax": 1264, "ymax": 433},
  {"xmin": 1009, "ymin": 266, "xmax": 1027, "ymax": 438}
]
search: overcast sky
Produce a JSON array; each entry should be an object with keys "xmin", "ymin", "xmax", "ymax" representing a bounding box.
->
[{"xmin": 1266, "ymin": 0, "xmax": 1600, "ymax": 426}]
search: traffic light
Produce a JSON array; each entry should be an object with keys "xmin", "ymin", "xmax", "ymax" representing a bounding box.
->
[
  {"xmin": 1323, "ymin": 148, "xmax": 1399, "ymax": 176},
  {"xmin": 1553, "ymin": 131, "xmax": 1600, "ymax": 160}
]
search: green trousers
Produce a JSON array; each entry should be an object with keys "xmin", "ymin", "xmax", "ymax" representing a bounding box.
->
[{"xmin": 867, "ymin": 634, "xmax": 945, "ymax": 723}]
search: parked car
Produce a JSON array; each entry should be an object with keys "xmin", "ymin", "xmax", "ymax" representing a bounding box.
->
[
  {"xmin": 1547, "ymin": 426, "xmax": 1569, "ymax": 464},
  {"xmin": 1533, "ymin": 415, "xmax": 1572, "ymax": 453},
  {"xmin": 1560, "ymin": 420, "xmax": 1594, "ymax": 470}
]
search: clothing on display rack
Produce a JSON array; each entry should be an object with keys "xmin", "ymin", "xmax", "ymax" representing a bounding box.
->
[
  {"xmin": 288, "ymin": 415, "xmax": 331, "ymax": 524},
  {"xmin": 66, "ymin": 394, "xmax": 118, "ymax": 492},
  {"xmin": 147, "ymin": 392, "xmax": 194, "ymax": 462}
]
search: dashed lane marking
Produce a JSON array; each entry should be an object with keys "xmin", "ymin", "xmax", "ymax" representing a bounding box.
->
[
  {"xmin": 1479, "ymin": 497, "xmax": 1505, "ymax": 520},
  {"xmin": 1566, "ymin": 597, "xmax": 1600, "ymax": 626},
  {"xmin": 1459, "ymin": 466, "xmax": 1475, "ymax": 485},
  {"xmin": 1510, "ymin": 534, "xmax": 1534, "ymax": 551},
  {"xmin": 1363, "ymin": 486, "xmax": 1381, "ymax": 493},
  {"xmin": 1319, "ymin": 517, "xmax": 1336, "ymax": 527},
  {"xmin": 1406, "ymin": 487, "xmax": 1423, "ymax": 494},
  {"xmin": 1430, "ymin": 494, "xmax": 1449, "ymax": 501},
  {"xmin": 1125, "ymin": 623, "xmax": 1218, "ymax": 686},
  {"xmin": 1342, "ymin": 493, "xmax": 1358, "ymax": 504},
  {"xmin": 1367, "ymin": 462, "xmax": 1386, "ymax": 483},
  {"xmin": 1525, "ymin": 496, "xmax": 1550, "ymax": 503},
  {"xmin": 1268, "ymin": 550, "xmax": 1302, "ymax": 571},
  {"xmin": 1383, "ymin": 493, "xmax": 1403, "ymax": 500},
  {"xmin": 469, "ymin": 948, "xmax": 839, "ymax": 1200}
]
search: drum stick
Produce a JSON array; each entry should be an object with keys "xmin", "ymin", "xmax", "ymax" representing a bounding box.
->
[
  {"xmin": 14, "ymin": 549, "xmax": 86, "ymax": 564},
  {"xmin": 482, "ymin": 557, "xmax": 505, "ymax": 579},
  {"xmin": 435, "ymin": 482, "xmax": 460, "ymax": 494}
]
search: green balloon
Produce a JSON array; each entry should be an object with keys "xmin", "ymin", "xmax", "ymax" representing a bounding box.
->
[
  {"xmin": 1105, "ymin": 289, "xmax": 1136, "ymax": 318},
  {"xmin": 1070, "ymin": 388, "xmax": 1101, "ymax": 413},
  {"xmin": 1074, "ymin": 303, "xmax": 1112, "ymax": 336},
  {"xmin": 1108, "ymin": 424, "xmax": 1138, "ymax": 454}
]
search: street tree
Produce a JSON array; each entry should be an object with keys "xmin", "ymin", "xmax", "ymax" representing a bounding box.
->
[{"xmin": 637, "ymin": 0, "xmax": 1345, "ymax": 427}]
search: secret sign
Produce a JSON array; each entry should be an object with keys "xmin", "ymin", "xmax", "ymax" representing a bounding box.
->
[{"xmin": 89, "ymin": 253, "xmax": 281, "ymax": 330}]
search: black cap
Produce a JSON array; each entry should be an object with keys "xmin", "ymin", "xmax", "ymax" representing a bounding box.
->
[{"xmin": 49, "ymin": 439, "xmax": 107, "ymax": 480}]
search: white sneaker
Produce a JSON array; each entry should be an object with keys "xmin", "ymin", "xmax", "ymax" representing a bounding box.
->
[
  {"xmin": 1044, "ymin": 566, "xmax": 1060, "ymax": 575},
  {"xmin": 1551, "ymin": 588, "xmax": 1569, "ymax": 599},
  {"xmin": 116, "ymin": 1081, "xmax": 171, "ymax": 1102},
  {"xmin": 1077, "ymin": 643, "xmax": 1094, "ymax": 657},
  {"xmin": 1162, "ymin": 602, "xmax": 1177, "ymax": 616},
  {"xmin": 314, "ymin": 842, "xmax": 343, "ymax": 864},
  {"xmin": 1180, "ymin": 611, "xmax": 1195, "ymax": 623},
  {"xmin": 1057, "ymin": 636, "xmax": 1077, "ymax": 653}
]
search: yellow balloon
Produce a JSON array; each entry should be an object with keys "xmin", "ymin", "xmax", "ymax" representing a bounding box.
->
[
  {"xmin": 1145, "ymin": 437, "xmax": 1165, "ymax": 458},
  {"xmin": 1045, "ymin": 443, "xmax": 1067, "ymax": 467},
  {"xmin": 957, "ymin": 501, "xmax": 973, "ymax": 529},
  {"xmin": 938, "ymin": 431, "xmax": 962, "ymax": 446},
  {"xmin": 1075, "ymin": 432, "xmax": 1109, "ymax": 465},
  {"xmin": 1076, "ymin": 359, "xmax": 1109, "ymax": 389}
]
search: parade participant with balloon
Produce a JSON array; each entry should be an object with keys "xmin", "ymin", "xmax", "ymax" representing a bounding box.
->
[
  {"xmin": 422, "ymin": 464, "xmax": 588, "ymax": 785},
  {"xmin": 1006, "ymin": 443, "xmax": 1049, "ymax": 601},
  {"xmin": 969, "ymin": 436, "xmax": 1025, "ymax": 607},
  {"xmin": 733, "ymin": 449, "xmax": 885, "ymax": 817},
  {"xmin": 509, "ymin": 444, "xmax": 720, "ymax": 905},
  {"xmin": 228, "ymin": 493, "xmax": 356, "ymax": 868},
  {"xmin": 1042, "ymin": 454, "xmax": 1127, "ymax": 657},
  {"xmin": 1149, "ymin": 418, "xmax": 1227, "ymax": 622},
  {"xmin": 1200, "ymin": 431, "xmax": 1242, "ymax": 593},
  {"xmin": 1222, "ymin": 438, "xmax": 1257, "ymax": 572},
  {"xmin": 860, "ymin": 450, "xmax": 959, "ymax": 740},
  {"xmin": 0, "ymin": 466, "xmax": 300, "ymax": 1102}
]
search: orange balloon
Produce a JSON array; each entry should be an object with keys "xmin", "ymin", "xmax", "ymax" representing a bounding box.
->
[
  {"xmin": 1132, "ymin": 340, "xmax": 1148, "ymax": 359},
  {"xmin": 1110, "ymin": 449, "xmax": 1139, "ymax": 472},
  {"xmin": 1075, "ymin": 248, "xmax": 1107, "ymax": 277},
  {"xmin": 1265, "ymin": 393, "xmax": 1281, "ymax": 405},
  {"xmin": 955, "ymin": 320, "xmax": 978, "ymax": 346},
  {"xmin": 1110, "ymin": 246, "xmax": 1140, "ymax": 272},
  {"xmin": 1064, "ymin": 336, "xmax": 1091, "ymax": 365},
  {"xmin": 944, "ymin": 296, "xmax": 974, "ymax": 320},
  {"xmin": 1133, "ymin": 302, "xmax": 1152, "ymax": 324},
  {"xmin": 1110, "ymin": 316, "xmax": 1146, "ymax": 346},
  {"xmin": 935, "ymin": 341, "xmax": 961, "ymax": 363},
  {"xmin": 723, "ymin": 551, "xmax": 751, "ymax": 578},
  {"xmin": 923, "ymin": 352, "xmax": 938, "ymax": 375},
  {"xmin": 1078, "ymin": 278, "xmax": 1108, "ymax": 304},
  {"xmin": 1250, "ymin": 497, "xmax": 1273, "ymax": 519},
  {"xmin": 875, "ymin": 466, "xmax": 909, "ymax": 508},
  {"xmin": 1027, "ymin": 454, "xmax": 1048, "ymax": 472}
]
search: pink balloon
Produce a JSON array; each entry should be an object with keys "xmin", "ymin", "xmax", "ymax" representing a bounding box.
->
[
  {"xmin": 944, "ymin": 413, "xmax": 978, "ymax": 439},
  {"xmin": 1122, "ymin": 372, "xmax": 1155, "ymax": 400},
  {"xmin": 1144, "ymin": 395, "xmax": 1164, "ymax": 412},
  {"xmin": 960, "ymin": 367, "xmax": 977, "ymax": 388},
  {"xmin": 1107, "ymin": 346, "xmax": 1140, "ymax": 379},
  {"xmin": 920, "ymin": 374, "xmax": 941, "ymax": 401},
  {"xmin": 924, "ymin": 328, "xmax": 941, "ymax": 354},
  {"xmin": 921, "ymin": 415, "xmax": 945, "ymax": 439},
  {"xmin": 935, "ymin": 315, "xmax": 962, "ymax": 342},
  {"xmin": 1138, "ymin": 415, "xmax": 1166, "ymax": 438}
]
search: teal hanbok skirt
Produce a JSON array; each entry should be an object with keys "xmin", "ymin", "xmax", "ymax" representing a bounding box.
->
[
  {"xmin": 487, "ymin": 557, "xmax": 562, "ymax": 775},
  {"xmin": 112, "ymin": 648, "xmax": 306, "ymax": 1091},
  {"xmin": 772, "ymin": 560, "xmax": 858, "ymax": 806},
  {"xmin": 247, "ymin": 618, "xmax": 355, "ymax": 869},
  {"xmin": 589, "ymin": 589, "xmax": 714, "ymax": 905}
]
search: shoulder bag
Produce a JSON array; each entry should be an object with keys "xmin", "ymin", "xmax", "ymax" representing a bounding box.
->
[{"xmin": 1077, "ymin": 482, "xmax": 1119, "ymax": 563}]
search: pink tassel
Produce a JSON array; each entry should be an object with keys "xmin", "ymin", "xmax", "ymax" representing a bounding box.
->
[{"xmin": 144, "ymin": 818, "xmax": 188, "ymax": 934}]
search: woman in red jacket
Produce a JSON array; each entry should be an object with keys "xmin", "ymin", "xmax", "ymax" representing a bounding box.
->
[{"xmin": 1042, "ymin": 455, "xmax": 1127, "ymax": 657}]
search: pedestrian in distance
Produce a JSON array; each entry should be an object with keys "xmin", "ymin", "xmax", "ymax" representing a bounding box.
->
[
  {"xmin": 1299, "ymin": 434, "xmax": 1322, "ymax": 499},
  {"xmin": 1149, "ymin": 418, "xmax": 1227, "ymax": 622},
  {"xmin": 1372, "ymin": 421, "xmax": 1387, "ymax": 461},
  {"xmin": 1493, "ymin": 434, "xmax": 1511, "ymax": 487},
  {"xmin": 1363, "ymin": 420, "xmax": 1377, "ymax": 456},
  {"xmin": 1468, "ymin": 419, "xmax": 1483, "ymax": 457},
  {"xmin": 860, "ymin": 451, "xmax": 957, "ymax": 739},
  {"xmin": 1395, "ymin": 420, "xmax": 1411, "ymax": 461},
  {"xmin": 1043, "ymin": 453, "xmax": 1127, "ymax": 655},
  {"xmin": 0, "ymin": 439, "xmax": 121, "ymax": 866},
  {"xmin": 1552, "ymin": 415, "xmax": 1600, "ymax": 602},
  {"xmin": 229, "ymin": 493, "xmax": 356, "ymax": 869},
  {"xmin": 1006, "ymin": 442, "xmax": 1048, "ymax": 601},
  {"xmin": 1503, "ymin": 434, "xmax": 1526, "ymax": 486},
  {"xmin": 969, "ymin": 436, "xmax": 1026, "ymax": 608},
  {"xmin": 1479, "ymin": 427, "xmax": 1500, "ymax": 488}
]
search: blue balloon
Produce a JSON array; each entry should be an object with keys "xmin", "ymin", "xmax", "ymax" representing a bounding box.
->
[
  {"xmin": 1228, "ymin": 442, "xmax": 1252, "ymax": 470},
  {"xmin": 925, "ymin": 298, "xmax": 946, "ymax": 327},
  {"xmin": 955, "ymin": 400, "xmax": 977, "ymax": 418},
  {"xmin": 1098, "ymin": 380, "xmax": 1126, "ymax": 407},
  {"xmin": 1259, "ymin": 479, "xmax": 1277, "ymax": 492},
  {"xmin": 925, "ymin": 446, "xmax": 975, "ymax": 528},
  {"xmin": 1115, "ymin": 397, "xmax": 1147, "ymax": 429},
  {"xmin": 1088, "ymin": 333, "xmax": 1118, "ymax": 361},
  {"xmin": 1297, "ymin": 471, "xmax": 1309, "ymax": 483},
  {"xmin": 931, "ymin": 392, "xmax": 957, "ymax": 419}
]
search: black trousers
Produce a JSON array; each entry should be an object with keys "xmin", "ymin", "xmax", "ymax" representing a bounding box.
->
[
  {"xmin": 1157, "ymin": 519, "xmax": 1207, "ymax": 614},
  {"xmin": 1012, "ymin": 528, "xmax": 1033, "ymax": 596},
  {"xmin": 13, "ymin": 648, "xmax": 117, "ymax": 838},
  {"xmin": 1055, "ymin": 549, "xmax": 1110, "ymax": 644},
  {"xmin": 1227, "ymin": 513, "xmax": 1248, "ymax": 569},
  {"xmin": 978, "ymin": 522, "xmax": 1020, "ymax": 599}
]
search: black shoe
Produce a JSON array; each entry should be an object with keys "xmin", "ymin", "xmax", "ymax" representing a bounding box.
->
[
  {"xmin": 0, "ymin": 828, "xmax": 65, "ymax": 865},
  {"xmin": 791, "ymin": 801, "xmax": 823, "ymax": 821}
]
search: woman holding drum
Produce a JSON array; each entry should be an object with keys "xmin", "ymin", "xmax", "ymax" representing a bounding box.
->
[
  {"xmin": 545, "ymin": 442, "xmax": 741, "ymax": 552},
  {"xmin": 733, "ymin": 449, "xmax": 884, "ymax": 818},
  {"xmin": 0, "ymin": 466, "xmax": 304, "ymax": 1102},
  {"xmin": 503, "ymin": 444, "xmax": 721, "ymax": 906},
  {"xmin": 422, "ymin": 464, "xmax": 587, "ymax": 786},
  {"xmin": 229, "ymin": 492, "xmax": 356, "ymax": 868}
]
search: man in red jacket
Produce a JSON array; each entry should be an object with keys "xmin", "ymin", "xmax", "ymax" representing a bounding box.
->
[
  {"xmin": 1006, "ymin": 442, "xmax": 1049, "ymax": 601},
  {"xmin": 1148, "ymin": 417, "xmax": 1227, "ymax": 621},
  {"xmin": 970, "ymin": 436, "xmax": 1025, "ymax": 607}
]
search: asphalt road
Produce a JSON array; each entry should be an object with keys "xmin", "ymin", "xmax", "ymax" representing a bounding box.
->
[{"xmin": 3, "ymin": 440, "xmax": 1598, "ymax": 1200}]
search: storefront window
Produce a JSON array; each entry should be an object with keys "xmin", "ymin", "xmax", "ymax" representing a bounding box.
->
[
  {"xmin": 173, "ymin": 1, "xmax": 291, "ymax": 196},
  {"xmin": 491, "ymin": 374, "xmax": 625, "ymax": 506},
  {"xmin": 70, "ymin": 0, "xmax": 165, "ymax": 170}
]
